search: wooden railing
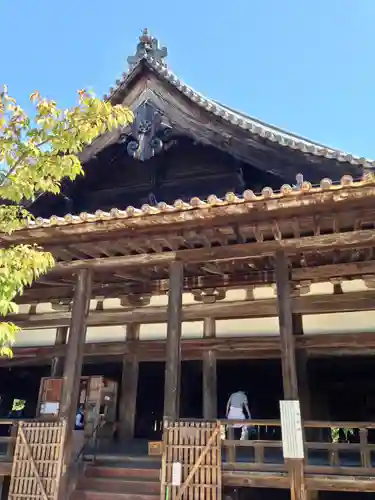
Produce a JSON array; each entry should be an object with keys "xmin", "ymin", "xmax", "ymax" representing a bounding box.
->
[
  {"xmin": 0, "ymin": 418, "xmax": 58, "ymax": 465},
  {"xmin": 0, "ymin": 419, "xmax": 19, "ymax": 463},
  {"xmin": 2, "ymin": 417, "xmax": 375, "ymax": 479},
  {"xmin": 220, "ymin": 419, "xmax": 375, "ymax": 475}
]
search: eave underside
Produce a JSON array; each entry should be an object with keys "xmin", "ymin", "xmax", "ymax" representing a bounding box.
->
[{"xmin": 4, "ymin": 181, "xmax": 375, "ymax": 305}]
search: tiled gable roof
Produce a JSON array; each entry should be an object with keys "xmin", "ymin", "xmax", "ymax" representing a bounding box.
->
[{"xmin": 104, "ymin": 32, "xmax": 374, "ymax": 168}]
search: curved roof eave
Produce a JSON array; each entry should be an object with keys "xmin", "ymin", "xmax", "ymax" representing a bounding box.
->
[{"xmin": 106, "ymin": 55, "xmax": 374, "ymax": 169}]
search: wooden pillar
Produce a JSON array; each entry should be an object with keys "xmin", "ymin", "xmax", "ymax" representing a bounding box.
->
[
  {"xmin": 119, "ymin": 323, "xmax": 140, "ymax": 440},
  {"xmin": 203, "ymin": 317, "xmax": 217, "ymax": 419},
  {"xmin": 275, "ymin": 251, "xmax": 307, "ymax": 500},
  {"xmin": 275, "ymin": 251, "xmax": 298, "ymax": 399},
  {"xmin": 163, "ymin": 261, "xmax": 183, "ymax": 420},
  {"xmin": 50, "ymin": 326, "xmax": 68, "ymax": 377},
  {"xmin": 58, "ymin": 268, "xmax": 92, "ymax": 499}
]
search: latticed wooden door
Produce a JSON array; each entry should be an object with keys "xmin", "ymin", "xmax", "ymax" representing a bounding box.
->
[
  {"xmin": 160, "ymin": 420, "xmax": 222, "ymax": 500},
  {"xmin": 9, "ymin": 420, "xmax": 66, "ymax": 500}
]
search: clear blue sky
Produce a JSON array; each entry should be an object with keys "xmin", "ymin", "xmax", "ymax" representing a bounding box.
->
[{"xmin": 1, "ymin": 0, "xmax": 374, "ymax": 158}]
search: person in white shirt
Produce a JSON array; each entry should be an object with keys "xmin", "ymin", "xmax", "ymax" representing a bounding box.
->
[
  {"xmin": 75, "ymin": 405, "xmax": 85, "ymax": 430},
  {"xmin": 226, "ymin": 390, "xmax": 251, "ymax": 440}
]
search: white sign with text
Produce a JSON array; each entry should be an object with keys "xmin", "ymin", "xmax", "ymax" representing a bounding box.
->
[
  {"xmin": 171, "ymin": 462, "xmax": 182, "ymax": 486},
  {"xmin": 279, "ymin": 400, "xmax": 304, "ymax": 459}
]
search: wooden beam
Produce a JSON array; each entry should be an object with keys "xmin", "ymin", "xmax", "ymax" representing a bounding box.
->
[
  {"xmin": 5, "ymin": 331, "xmax": 375, "ymax": 368},
  {"xmin": 163, "ymin": 261, "xmax": 183, "ymax": 420},
  {"xmin": 51, "ymin": 229, "xmax": 375, "ymax": 274},
  {"xmin": 10, "ymin": 290, "xmax": 375, "ymax": 329},
  {"xmin": 293, "ymin": 260, "xmax": 375, "ymax": 282},
  {"xmin": 222, "ymin": 470, "xmax": 288, "ymax": 490},
  {"xmin": 50, "ymin": 326, "xmax": 68, "ymax": 377},
  {"xmin": 118, "ymin": 323, "xmax": 139, "ymax": 440},
  {"xmin": 58, "ymin": 269, "xmax": 92, "ymax": 498},
  {"xmin": 224, "ymin": 470, "xmax": 375, "ymax": 492},
  {"xmin": 55, "ymin": 251, "xmax": 175, "ymax": 273},
  {"xmin": 114, "ymin": 271, "xmax": 149, "ymax": 282},
  {"xmin": 306, "ymin": 475, "xmax": 375, "ymax": 492},
  {"xmin": 202, "ymin": 317, "xmax": 217, "ymax": 419},
  {"xmin": 17, "ymin": 260, "xmax": 375, "ymax": 305}
]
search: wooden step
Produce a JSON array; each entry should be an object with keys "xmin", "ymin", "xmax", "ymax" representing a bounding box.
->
[
  {"xmin": 85, "ymin": 465, "xmax": 160, "ymax": 480},
  {"xmin": 78, "ymin": 477, "xmax": 160, "ymax": 495},
  {"xmin": 84, "ymin": 454, "xmax": 160, "ymax": 465},
  {"xmin": 71, "ymin": 491, "xmax": 158, "ymax": 500}
]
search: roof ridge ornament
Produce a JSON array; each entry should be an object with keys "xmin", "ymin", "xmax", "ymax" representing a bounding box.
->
[
  {"xmin": 127, "ymin": 29, "xmax": 168, "ymax": 69},
  {"xmin": 293, "ymin": 173, "xmax": 304, "ymax": 190}
]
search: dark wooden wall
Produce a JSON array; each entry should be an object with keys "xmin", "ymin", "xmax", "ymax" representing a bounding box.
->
[{"xmin": 30, "ymin": 137, "xmax": 282, "ymax": 218}]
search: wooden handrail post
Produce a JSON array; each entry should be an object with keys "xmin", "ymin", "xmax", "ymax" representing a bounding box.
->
[
  {"xmin": 360, "ymin": 428, "xmax": 371, "ymax": 468},
  {"xmin": 6, "ymin": 422, "xmax": 17, "ymax": 460},
  {"xmin": 227, "ymin": 426, "xmax": 236, "ymax": 463}
]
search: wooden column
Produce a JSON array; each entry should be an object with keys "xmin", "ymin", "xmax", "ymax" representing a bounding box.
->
[
  {"xmin": 163, "ymin": 261, "xmax": 183, "ymax": 420},
  {"xmin": 50, "ymin": 326, "xmax": 68, "ymax": 377},
  {"xmin": 59, "ymin": 268, "xmax": 92, "ymax": 490},
  {"xmin": 119, "ymin": 323, "xmax": 140, "ymax": 440},
  {"xmin": 276, "ymin": 251, "xmax": 298, "ymax": 398},
  {"xmin": 203, "ymin": 317, "xmax": 217, "ymax": 419},
  {"xmin": 275, "ymin": 251, "xmax": 307, "ymax": 500}
]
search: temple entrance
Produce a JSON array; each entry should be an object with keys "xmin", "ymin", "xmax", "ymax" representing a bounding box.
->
[
  {"xmin": 180, "ymin": 361, "xmax": 203, "ymax": 419},
  {"xmin": 217, "ymin": 359, "xmax": 283, "ymax": 419},
  {"xmin": 75, "ymin": 358, "xmax": 286, "ymax": 442},
  {"xmin": 135, "ymin": 361, "xmax": 203, "ymax": 439},
  {"xmin": 135, "ymin": 362, "xmax": 164, "ymax": 439},
  {"xmin": 309, "ymin": 357, "xmax": 375, "ymax": 422}
]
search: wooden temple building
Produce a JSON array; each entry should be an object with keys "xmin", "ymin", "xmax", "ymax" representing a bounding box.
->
[{"xmin": 1, "ymin": 29, "xmax": 375, "ymax": 500}]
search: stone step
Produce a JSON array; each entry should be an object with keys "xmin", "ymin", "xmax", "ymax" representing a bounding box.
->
[
  {"xmin": 78, "ymin": 477, "xmax": 160, "ymax": 495},
  {"xmin": 85, "ymin": 465, "xmax": 160, "ymax": 480},
  {"xmin": 71, "ymin": 491, "xmax": 159, "ymax": 500},
  {"xmin": 85, "ymin": 453, "xmax": 160, "ymax": 463}
]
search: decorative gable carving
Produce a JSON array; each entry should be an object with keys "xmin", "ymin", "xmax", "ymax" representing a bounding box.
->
[{"xmin": 119, "ymin": 101, "xmax": 172, "ymax": 162}]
